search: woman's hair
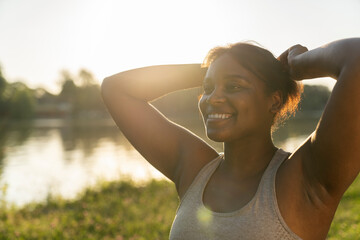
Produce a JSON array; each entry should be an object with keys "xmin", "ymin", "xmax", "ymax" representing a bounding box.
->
[{"xmin": 202, "ymin": 42, "xmax": 303, "ymax": 131}]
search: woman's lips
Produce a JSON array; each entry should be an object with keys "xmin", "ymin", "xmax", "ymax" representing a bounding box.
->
[
  {"xmin": 207, "ymin": 113, "xmax": 232, "ymax": 119},
  {"xmin": 206, "ymin": 113, "xmax": 234, "ymax": 124}
]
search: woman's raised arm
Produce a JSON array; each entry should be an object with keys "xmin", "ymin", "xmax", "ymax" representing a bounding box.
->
[
  {"xmin": 101, "ymin": 64, "xmax": 218, "ymax": 196},
  {"xmin": 284, "ymin": 38, "xmax": 360, "ymax": 200}
]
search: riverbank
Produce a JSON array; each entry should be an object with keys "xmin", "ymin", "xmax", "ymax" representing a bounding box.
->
[
  {"xmin": 0, "ymin": 178, "xmax": 359, "ymax": 239},
  {"xmin": 0, "ymin": 180, "xmax": 178, "ymax": 240}
]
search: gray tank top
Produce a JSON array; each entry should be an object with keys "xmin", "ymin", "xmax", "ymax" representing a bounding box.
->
[{"xmin": 169, "ymin": 149, "xmax": 302, "ymax": 240}]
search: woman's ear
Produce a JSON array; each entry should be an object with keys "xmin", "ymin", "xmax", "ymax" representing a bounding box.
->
[{"xmin": 269, "ymin": 90, "xmax": 283, "ymax": 114}]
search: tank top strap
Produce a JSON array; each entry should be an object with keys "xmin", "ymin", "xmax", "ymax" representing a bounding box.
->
[
  {"xmin": 252, "ymin": 149, "xmax": 301, "ymax": 239},
  {"xmin": 263, "ymin": 148, "xmax": 290, "ymax": 180},
  {"xmin": 179, "ymin": 154, "xmax": 224, "ymax": 207},
  {"xmin": 255, "ymin": 148, "xmax": 290, "ymax": 196}
]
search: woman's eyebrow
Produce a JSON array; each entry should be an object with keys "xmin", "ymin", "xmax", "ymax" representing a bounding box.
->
[
  {"xmin": 224, "ymin": 74, "xmax": 250, "ymax": 82},
  {"xmin": 203, "ymin": 75, "xmax": 250, "ymax": 84}
]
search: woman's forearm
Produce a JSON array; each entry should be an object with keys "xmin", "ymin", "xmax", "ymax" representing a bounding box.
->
[
  {"xmin": 102, "ymin": 64, "xmax": 206, "ymax": 102},
  {"xmin": 289, "ymin": 38, "xmax": 360, "ymax": 81}
]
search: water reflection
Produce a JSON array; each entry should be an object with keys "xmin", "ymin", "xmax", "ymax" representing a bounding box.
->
[
  {"xmin": 0, "ymin": 119, "xmax": 165, "ymax": 206},
  {"xmin": 0, "ymin": 121, "xmax": 33, "ymax": 174},
  {"xmin": 273, "ymin": 118, "xmax": 318, "ymax": 148},
  {"xmin": 0, "ymin": 117, "xmax": 319, "ymax": 206}
]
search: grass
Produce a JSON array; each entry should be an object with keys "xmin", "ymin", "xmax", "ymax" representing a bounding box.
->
[
  {"xmin": 328, "ymin": 176, "xmax": 360, "ymax": 239},
  {"xmin": 0, "ymin": 180, "xmax": 178, "ymax": 240},
  {"xmin": 0, "ymin": 177, "xmax": 359, "ymax": 239}
]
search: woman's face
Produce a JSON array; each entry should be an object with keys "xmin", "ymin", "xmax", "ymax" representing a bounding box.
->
[{"xmin": 199, "ymin": 53, "xmax": 276, "ymax": 142}]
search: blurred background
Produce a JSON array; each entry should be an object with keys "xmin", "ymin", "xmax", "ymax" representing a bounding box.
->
[{"xmin": 0, "ymin": 0, "xmax": 359, "ymax": 206}]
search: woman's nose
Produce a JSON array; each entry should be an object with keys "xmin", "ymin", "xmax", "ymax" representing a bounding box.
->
[{"xmin": 206, "ymin": 87, "xmax": 226, "ymax": 104}]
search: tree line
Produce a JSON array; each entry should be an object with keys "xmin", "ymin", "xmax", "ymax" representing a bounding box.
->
[
  {"xmin": 0, "ymin": 64, "xmax": 332, "ymax": 121},
  {"xmin": 0, "ymin": 66, "xmax": 107, "ymax": 120}
]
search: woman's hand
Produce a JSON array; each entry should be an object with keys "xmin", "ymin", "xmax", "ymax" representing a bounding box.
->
[{"xmin": 277, "ymin": 44, "xmax": 309, "ymax": 80}]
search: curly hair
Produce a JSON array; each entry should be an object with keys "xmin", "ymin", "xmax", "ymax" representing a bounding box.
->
[{"xmin": 202, "ymin": 42, "xmax": 303, "ymax": 131}]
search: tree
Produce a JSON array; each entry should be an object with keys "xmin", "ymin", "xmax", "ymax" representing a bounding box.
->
[
  {"xmin": 78, "ymin": 69, "xmax": 96, "ymax": 87},
  {"xmin": 59, "ymin": 70, "xmax": 77, "ymax": 97},
  {"xmin": 0, "ymin": 65, "xmax": 8, "ymax": 116},
  {"xmin": 0, "ymin": 81, "xmax": 36, "ymax": 119},
  {"xmin": 8, "ymin": 82, "xmax": 36, "ymax": 119},
  {"xmin": 57, "ymin": 69, "xmax": 107, "ymax": 118},
  {"xmin": 0, "ymin": 65, "xmax": 6, "ymax": 95}
]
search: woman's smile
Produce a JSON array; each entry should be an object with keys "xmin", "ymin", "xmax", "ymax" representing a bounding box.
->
[
  {"xmin": 205, "ymin": 113, "xmax": 235, "ymax": 124},
  {"xmin": 207, "ymin": 113, "xmax": 233, "ymax": 119}
]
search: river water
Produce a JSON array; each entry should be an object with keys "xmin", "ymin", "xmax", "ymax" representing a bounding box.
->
[{"xmin": 0, "ymin": 117, "xmax": 318, "ymax": 206}]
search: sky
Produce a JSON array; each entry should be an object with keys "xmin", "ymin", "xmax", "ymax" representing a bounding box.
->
[{"xmin": 0, "ymin": 0, "xmax": 359, "ymax": 93}]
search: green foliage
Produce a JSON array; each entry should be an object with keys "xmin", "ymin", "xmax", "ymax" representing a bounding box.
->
[
  {"xmin": 8, "ymin": 83, "xmax": 36, "ymax": 119},
  {"xmin": 0, "ymin": 65, "xmax": 8, "ymax": 115},
  {"xmin": 59, "ymin": 79, "xmax": 77, "ymax": 102},
  {"xmin": 0, "ymin": 66, "xmax": 108, "ymax": 120},
  {"xmin": 328, "ymin": 176, "xmax": 360, "ymax": 239},
  {"xmin": 0, "ymin": 65, "xmax": 36, "ymax": 119},
  {"xmin": 0, "ymin": 176, "xmax": 359, "ymax": 239},
  {"xmin": 57, "ymin": 69, "xmax": 107, "ymax": 118},
  {"xmin": 0, "ymin": 180, "xmax": 179, "ymax": 240},
  {"xmin": 0, "ymin": 65, "xmax": 6, "ymax": 95},
  {"xmin": 0, "ymin": 81, "xmax": 36, "ymax": 119},
  {"xmin": 78, "ymin": 68, "xmax": 97, "ymax": 86}
]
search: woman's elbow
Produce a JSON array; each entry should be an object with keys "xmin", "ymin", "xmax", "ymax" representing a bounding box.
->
[
  {"xmin": 101, "ymin": 77, "xmax": 112, "ymax": 100},
  {"xmin": 101, "ymin": 75, "xmax": 132, "ymax": 109},
  {"xmin": 101, "ymin": 75, "xmax": 123, "ymax": 103}
]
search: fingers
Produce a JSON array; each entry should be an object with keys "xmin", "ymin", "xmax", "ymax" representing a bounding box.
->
[
  {"xmin": 277, "ymin": 49, "xmax": 289, "ymax": 67},
  {"xmin": 288, "ymin": 45, "xmax": 308, "ymax": 61},
  {"xmin": 277, "ymin": 44, "xmax": 309, "ymax": 81},
  {"xmin": 277, "ymin": 44, "xmax": 308, "ymax": 67}
]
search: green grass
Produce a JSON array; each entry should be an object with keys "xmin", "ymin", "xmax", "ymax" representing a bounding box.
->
[
  {"xmin": 0, "ymin": 180, "xmax": 179, "ymax": 240},
  {"xmin": 0, "ymin": 177, "xmax": 359, "ymax": 239},
  {"xmin": 328, "ymin": 176, "xmax": 360, "ymax": 239}
]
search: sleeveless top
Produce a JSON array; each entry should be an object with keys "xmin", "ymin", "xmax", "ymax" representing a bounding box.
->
[{"xmin": 169, "ymin": 148, "xmax": 302, "ymax": 240}]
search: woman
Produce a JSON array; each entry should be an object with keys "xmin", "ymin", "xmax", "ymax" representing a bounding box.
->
[{"xmin": 101, "ymin": 38, "xmax": 360, "ymax": 239}]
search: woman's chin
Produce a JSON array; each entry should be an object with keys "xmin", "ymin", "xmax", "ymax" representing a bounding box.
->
[{"xmin": 206, "ymin": 131, "xmax": 228, "ymax": 142}]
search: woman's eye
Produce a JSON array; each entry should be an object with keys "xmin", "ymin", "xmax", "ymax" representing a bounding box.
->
[{"xmin": 226, "ymin": 84, "xmax": 243, "ymax": 91}]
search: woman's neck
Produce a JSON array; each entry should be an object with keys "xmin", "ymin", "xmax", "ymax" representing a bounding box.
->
[{"xmin": 222, "ymin": 132, "xmax": 277, "ymax": 180}]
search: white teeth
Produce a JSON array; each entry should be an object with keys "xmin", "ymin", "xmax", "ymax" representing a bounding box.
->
[{"xmin": 208, "ymin": 114, "xmax": 232, "ymax": 119}]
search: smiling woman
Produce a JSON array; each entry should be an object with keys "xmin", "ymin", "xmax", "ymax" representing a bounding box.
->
[
  {"xmin": 101, "ymin": 38, "xmax": 360, "ymax": 239},
  {"xmin": 201, "ymin": 43, "xmax": 303, "ymax": 132}
]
